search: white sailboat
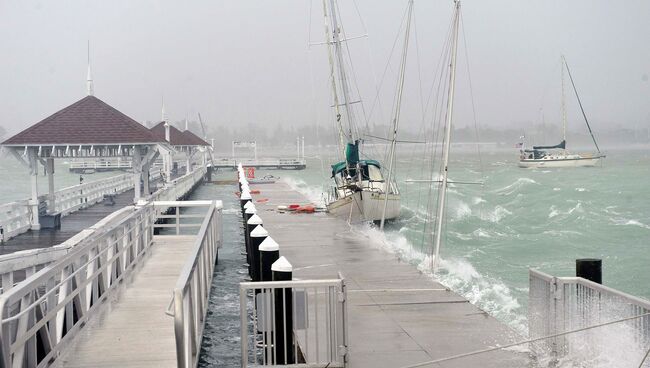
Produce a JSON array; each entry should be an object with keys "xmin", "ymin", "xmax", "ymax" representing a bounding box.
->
[
  {"xmin": 519, "ymin": 56, "xmax": 605, "ymax": 168},
  {"xmin": 321, "ymin": 0, "xmax": 402, "ymax": 223}
]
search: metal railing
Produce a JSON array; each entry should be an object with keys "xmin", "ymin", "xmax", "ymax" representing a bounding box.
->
[
  {"xmin": 51, "ymin": 173, "xmax": 133, "ymax": 216},
  {"xmin": 240, "ymin": 277, "xmax": 348, "ymax": 367},
  {"xmin": 0, "ymin": 200, "xmax": 31, "ymax": 242},
  {"xmin": 0, "ymin": 198, "xmax": 222, "ymax": 368},
  {"xmin": 529, "ymin": 269, "xmax": 650, "ymax": 365},
  {"xmin": 165, "ymin": 200, "xmax": 223, "ymax": 368},
  {"xmin": 0, "ymin": 204, "xmax": 155, "ymax": 368},
  {"xmin": 147, "ymin": 167, "xmax": 206, "ymax": 203},
  {"xmin": 0, "ymin": 206, "xmax": 135, "ymax": 295},
  {"xmin": 0, "ymin": 173, "xmax": 133, "ymax": 243},
  {"xmin": 214, "ymin": 158, "xmax": 307, "ymax": 168}
]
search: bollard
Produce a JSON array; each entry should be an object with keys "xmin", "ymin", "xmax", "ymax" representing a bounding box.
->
[
  {"xmin": 245, "ymin": 214, "xmax": 263, "ymax": 271},
  {"xmin": 576, "ymin": 258, "xmax": 602, "ymax": 284},
  {"xmin": 244, "ymin": 205, "xmax": 257, "ymax": 260},
  {"xmin": 249, "ymin": 225, "xmax": 268, "ymax": 281},
  {"xmin": 259, "ymin": 236, "xmax": 280, "ymax": 282},
  {"xmin": 272, "ymin": 256, "xmax": 294, "ymax": 365},
  {"xmin": 240, "ymin": 190, "xmax": 252, "ymax": 216}
]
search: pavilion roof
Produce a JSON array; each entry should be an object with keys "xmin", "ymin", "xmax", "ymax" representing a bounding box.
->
[
  {"xmin": 2, "ymin": 95, "xmax": 163, "ymax": 146},
  {"xmin": 149, "ymin": 122, "xmax": 197, "ymax": 146},
  {"xmin": 181, "ymin": 130, "xmax": 210, "ymax": 146}
]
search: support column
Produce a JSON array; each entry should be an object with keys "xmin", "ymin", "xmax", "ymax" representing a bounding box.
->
[
  {"xmin": 142, "ymin": 161, "xmax": 150, "ymax": 196},
  {"xmin": 133, "ymin": 148, "xmax": 142, "ymax": 201},
  {"xmin": 46, "ymin": 158, "xmax": 55, "ymax": 213},
  {"xmin": 186, "ymin": 151, "xmax": 191, "ymax": 175},
  {"xmin": 29, "ymin": 151, "xmax": 40, "ymax": 230}
]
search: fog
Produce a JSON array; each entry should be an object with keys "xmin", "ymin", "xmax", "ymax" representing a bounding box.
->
[{"xmin": 1, "ymin": 0, "xmax": 649, "ymax": 143}]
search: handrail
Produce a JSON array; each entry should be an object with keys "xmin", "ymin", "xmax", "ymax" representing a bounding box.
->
[
  {"xmin": 529, "ymin": 269, "xmax": 650, "ymax": 364},
  {"xmin": 171, "ymin": 200, "xmax": 223, "ymax": 368},
  {"xmin": 239, "ymin": 277, "xmax": 348, "ymax": 367},
  {"xmin": 0, "ymin": 204, "xmax": 154, "ymax": 367}
]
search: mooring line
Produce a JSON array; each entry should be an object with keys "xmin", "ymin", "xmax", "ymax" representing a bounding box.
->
[{"xmin": 399, "ymin": 312, "xmax": 650, "ymax": 368}]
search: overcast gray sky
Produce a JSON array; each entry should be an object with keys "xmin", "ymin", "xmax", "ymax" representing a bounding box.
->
[{"xmin": 1, "ymin": 0, "xmax": 649, "ymax": 137}]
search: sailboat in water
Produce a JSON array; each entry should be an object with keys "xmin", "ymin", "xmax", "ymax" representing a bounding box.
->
[
  {"xmin": 321, "ymin": 0, "xmax": 401, "ymax": 223},
  {"xmin": 518, "ymin": 56, "xmax": 605, "ymax": 168}
]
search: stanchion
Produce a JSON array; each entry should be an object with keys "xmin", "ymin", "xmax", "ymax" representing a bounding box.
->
[
  {"xmin": 249, "ymin": 225, "xmax": 268, "ymax": 281},
  {"xmin": 272, "ymin": 257, "xmax": 294, "ymax": 365},
  {"xmin": 259, "ymin": 236, "xmax": 280, "ymax": 282},
  {"xmin": 576, "ymin": 258, "xmax": 602, "ymax": 284}
]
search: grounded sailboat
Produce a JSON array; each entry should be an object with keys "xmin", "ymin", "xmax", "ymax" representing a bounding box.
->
[
  {"xmin": 519, "ymin": 56, "xmax": 605, "ymax": 168},
  {"xmin": 321, "ymin": 0, "xmax": 401, "ymax": 223}
]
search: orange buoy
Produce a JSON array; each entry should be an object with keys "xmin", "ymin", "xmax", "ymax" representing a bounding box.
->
[
  {"xmin": 257, "ymin": 198, "xmax": 269, "ymax": 203},
  {"xmin": 296, "ymin": 205, "xmax": 316, "ymax": 213},
  {"xmin": 250, "ymin": 190, "xmax": 261, "ymax": 194},
  {"xmin": 288, "ymin": 204, "xmax": 300, "ymax": 209}
]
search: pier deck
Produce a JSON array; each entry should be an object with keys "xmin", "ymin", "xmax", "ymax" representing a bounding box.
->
[
  {"xmin": 52, "ymin": 235, "xmax": 194, "ymax": 368},
  {"xmin": 251, "ymin": 182, "xmax": 530, "ymax": 367},
  {"xmin": 0, "ymin": 187, "xmax": 138, "ymax": 255}
]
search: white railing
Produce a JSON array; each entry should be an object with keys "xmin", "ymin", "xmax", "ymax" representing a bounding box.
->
[
  {"xmin": 0, "ymin": 200, "xmax": 31, "ymax": 242},
  {"xmin": 0, "ymin": 174, "xmax": 134, "ymax": 243},
  {"xmin": 161, "ymin": 200, "xmax": 223, "ymax": 368},
  {"xmin": 0, "ymin": 199, "xmax": 222, "ymax": 368},
  {"xmin": 240, "ymin": 277, "xmax": 348, "ymax": 367},
  {"xmin": 147, "ymin": 166, "xmax": 206, "ymax": 203},
  {"xmin": 529, "ymin": 269, "xmax": 650, "ymax": 366},
  {"xmin": 0, "ymin": 204, "xmax": 155, "ymax": 368},
  {"xmin": 214, "ymin": 158, "xmax": 306, "ymax": 168},
  {"xmin": 69, "ymin": 158, "xmax": 133, "ymax": 170},
  {"xmin": 51, "ymin": 173, "xmax": 133, "ymax": 216},
  {"xmin": 0, "ymin": 207, "xmax": 135, "ymax": 295}
]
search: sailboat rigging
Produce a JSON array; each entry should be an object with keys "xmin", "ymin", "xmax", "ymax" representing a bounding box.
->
[
  {"xmin": 431, "ymin": 0, "xmax": 461, "ymax": 272},
  {"xmin": 518, "ymin": 56, "xmax": 605, "ymax": 168},
  {"xmin": 321, "ymin": 0, "xmax": 401, "ymax": 223}
]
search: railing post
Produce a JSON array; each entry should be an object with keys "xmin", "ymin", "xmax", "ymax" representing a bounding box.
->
[
  {"xmin": 259, "ymin": 237, "xmax": 279, "ymax": 282},
  {"xmin": 576, "ymin": 258, "xmax": 602, "ymax": 284},
  {"xmin": 249, "ymin": 226, "xmax": 268, "ymax": 282},
  {"xmin": 272, "ymin": 257, "xmax": 294, "ymax": 365},
  {"xmin": 244, "ymin": 203, "xmax": 256, "ymax": 256}
]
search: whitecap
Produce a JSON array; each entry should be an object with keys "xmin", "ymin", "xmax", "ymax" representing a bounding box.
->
[{"xmin": 281, "ymin": 176, "xmax": 326, "ymax": 206}]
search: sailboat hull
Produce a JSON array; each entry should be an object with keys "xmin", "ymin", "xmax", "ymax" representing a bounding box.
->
[
  {"xmin": 519, "ymin": 154, "xmax": 604, "ymax": 168},
  {"xmin": 327, "ymin": 190, "xmax": 400, "ymax": 223}
]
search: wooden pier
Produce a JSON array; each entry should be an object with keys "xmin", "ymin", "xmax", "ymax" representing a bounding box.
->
[{"xmin": 247, "ymin": 182, "xmax": 530, "ymax": 367}]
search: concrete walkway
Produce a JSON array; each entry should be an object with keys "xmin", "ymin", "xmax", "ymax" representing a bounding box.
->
[
  {"xmin": 251, "ymin": 182, "xmax": 531, "ymax": 368},
  {"xmin": 53, "ymin": 235, "xmax": 194, "ymax": 368}
]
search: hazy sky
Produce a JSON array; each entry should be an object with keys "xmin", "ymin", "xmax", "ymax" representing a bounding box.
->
[{"xmin": 1, "ymin": 0, "xmax": 649, "ymax": 138}]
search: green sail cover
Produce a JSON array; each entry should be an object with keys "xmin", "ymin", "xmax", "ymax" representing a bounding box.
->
[
  {"xmin": 331, "ymin": 159, "xmax": 381, "ymax": 177},
  {"xmin": 346, "ymin": 141, "xmax": 360, "ymax": 165}
]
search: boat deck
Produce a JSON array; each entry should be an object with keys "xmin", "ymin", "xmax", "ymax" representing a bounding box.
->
[{"xmin": 251, "ymin": 182, "xmax": 530, "ymax": 367}]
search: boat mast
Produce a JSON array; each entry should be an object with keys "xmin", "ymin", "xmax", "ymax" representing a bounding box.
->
[
  {"xmin": 322, "ymin": 1, "xmax": 347, "ymax": 155},
  {"xmin": 379, "ymin": 0, "xmax": 413, "ymax": 230},
  {"xmin": 327, "ymin": 0, "xmax": 355, "ymax": 144},
  {"xmin": 432, "ymin": 0, "xmax": 461, "ymax": 273},
  {"xmin": 563, "ymin": 57, "xmax": 602, "ymax": 153},
  {"xmin": 561, "ymin": 55, "xmax": 567, "ymax": 152}
]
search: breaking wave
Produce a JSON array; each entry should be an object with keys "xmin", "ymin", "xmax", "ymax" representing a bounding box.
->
[{"xmin": 359, "ymin": 224, "xmax": 527, "ymax": 335}]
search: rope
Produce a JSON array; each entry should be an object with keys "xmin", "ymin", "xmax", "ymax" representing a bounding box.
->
[
  {"xmin": 399, "ymin": 312, "xmax": 650, "ymax": 368},
  {"xmin": 639, "ymin": 345, "xmax": 650, "ymax": 368}
]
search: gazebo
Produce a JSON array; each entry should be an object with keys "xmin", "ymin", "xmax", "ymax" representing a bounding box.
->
[
  {"xmin": 1, "ymin": 95, "xmax": 168, "ymax": 229},
  {"xmin": 149, "ymin": 121, "xmax": 210, "ymax": 177}
]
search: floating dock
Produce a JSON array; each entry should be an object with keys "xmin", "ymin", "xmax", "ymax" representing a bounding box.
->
[
  {"xmin": 212, "ymin": 158, "xmax": 306, "ymax": 170},
  {"xmin": 246, "ymin": 182, "xmax": 530, "ymax": 367}
]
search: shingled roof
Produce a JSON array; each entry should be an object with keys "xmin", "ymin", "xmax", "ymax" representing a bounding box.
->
[
  {"xmin": 2, "ymin": 95, "xmax": 163, "ymax": 146},
  {"xmin": 182, "ymin": 130, "xmax": 210, "ymax": 146},
  {"xmin": 149, "ymin": 121, "xmax": 198, "ymax": 146}
]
